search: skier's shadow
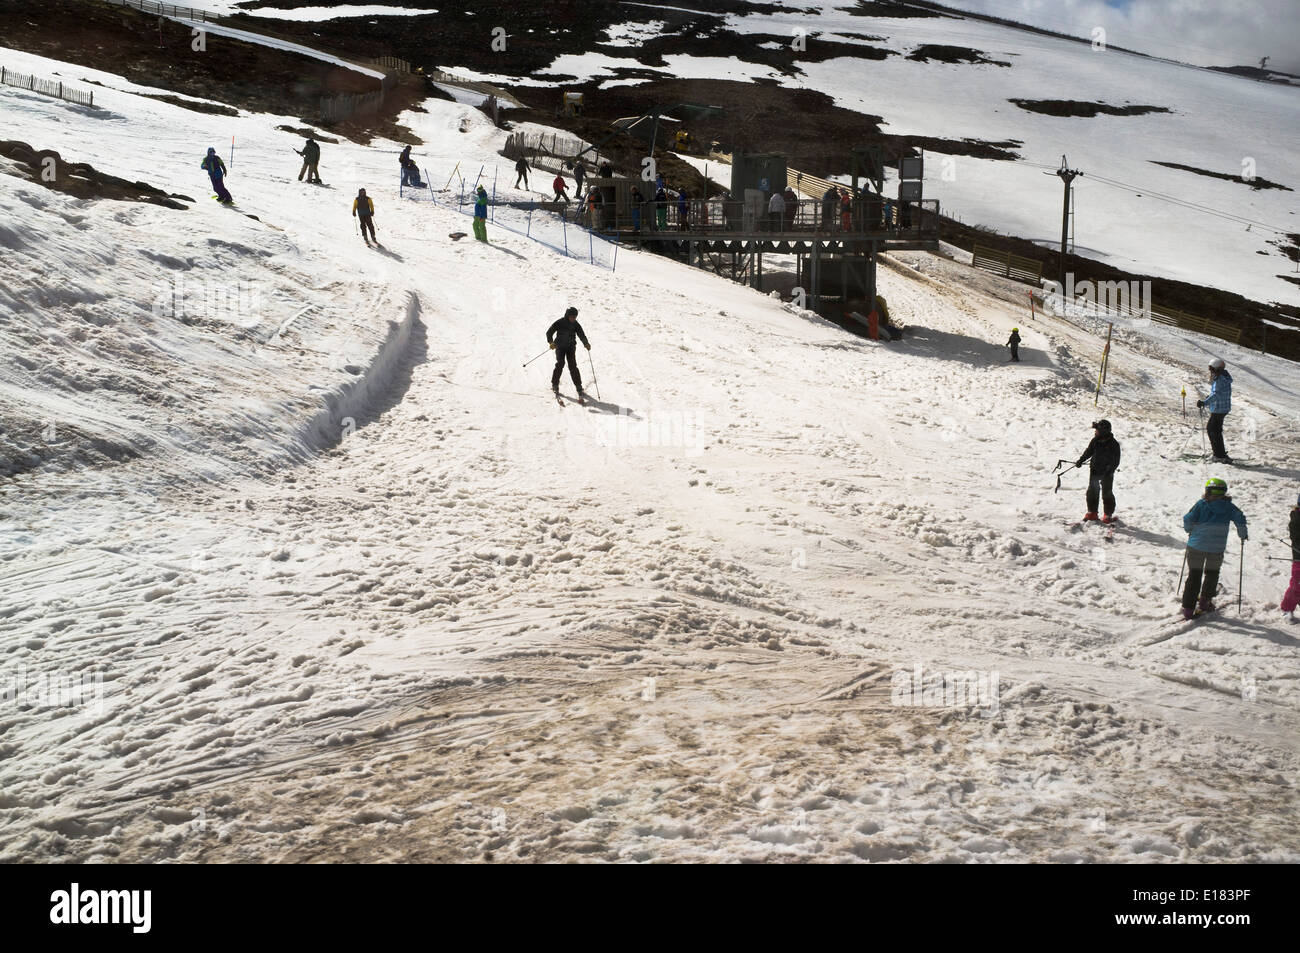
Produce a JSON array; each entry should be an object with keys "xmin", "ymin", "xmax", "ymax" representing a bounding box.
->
[
  {"xmin": 373, "ymin": 246, "xmax": 404, "ymax": 262},
  {"xmin": 1114, "ymin": 525, "xmax": 1184, "ymax": 549},
  {"xmin": 487, "ymin": 243, "xmax": 528, "ymax": 261},
  {"xmin": 1211, "ymin": 616, "xmax": 1300, "ymax": 647},
  {"xmin": 560, "ymin": 394, "xmax": 641, "ymax": 419}
]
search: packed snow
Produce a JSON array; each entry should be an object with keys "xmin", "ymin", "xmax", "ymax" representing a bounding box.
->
[{"xmin": 2, "ymin": 38, "xmax": 1299, "ymax": 863}]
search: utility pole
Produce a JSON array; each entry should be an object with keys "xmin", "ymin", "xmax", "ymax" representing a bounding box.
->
[{"xmin": 1053, "ymin": 155, "xmax": 1081, "ymax": 287}]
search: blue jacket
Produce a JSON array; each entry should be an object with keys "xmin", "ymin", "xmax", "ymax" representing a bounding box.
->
[
  {"xmin": 201, "ymin": 153, "xmax": 226, "ymax": 179},
  {"xmin": 1204, "ymin": 370, "xmax": 1232, "ymax": 414},
  {"xmin": 1183, "ymin": 496, "xmax": 1247, "ymax": 553},
  {"xmin": 474, "ymin": 193, "xmax": 487, "ymax": 219}
]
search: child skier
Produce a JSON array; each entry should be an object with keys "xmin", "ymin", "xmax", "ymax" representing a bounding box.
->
[
  {"xmin": 1180, "ymin": 478, "xmax": 1248, "ymax": 620},
  {"xmin": 552, "ymin": 174, "xmax": 570, "ymax": 204},
  {"xmin": 473, "ymin": 185, "xmax": 489, "ymax": 242},
  {"xmin": 1075, "ymin": 419, "xmax": 1121, "ymax": 523},
  {"xmin": 201, "ymin": 147, "xmax": 233, "ymax": 205},
  {"xmin": 1006, "ymin": 327, "xmax": 1021, "ymax": 362},
  {"xmin": 546, "ymin": 307, "xmax": 591, "ymax": 402},
  {"xmin": 1282, "ymin": 494, "xmax": 1300, "ymax": 622}
]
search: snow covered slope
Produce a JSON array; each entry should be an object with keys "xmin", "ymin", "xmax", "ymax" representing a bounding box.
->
[{"xmin": 2, "ymin": 44, "xmax": 1299, "ymax": 863}]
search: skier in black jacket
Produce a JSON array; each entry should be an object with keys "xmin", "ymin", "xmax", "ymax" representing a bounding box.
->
[
  {"xmin": 547, "ymin": 307, "xmax": 590, "ymax": 399},
  {"xmin": 1006, "ymin": 327, "xmax": 1022, "ymax": 362},
  {"xmin": 1076, "ymin": 419, "xmax": 1121, "ymax": 523}
]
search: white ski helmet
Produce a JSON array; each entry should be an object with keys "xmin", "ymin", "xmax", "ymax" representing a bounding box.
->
[{"xmin": 1209, "ymin": 358, "xmax": 1225, "ymax": 370}]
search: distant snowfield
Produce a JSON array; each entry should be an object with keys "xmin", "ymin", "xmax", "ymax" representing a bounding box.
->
[
  {"xmin": 448, "ymin": 1, "xmax": 1300, "ymax": 308},
  {"xmin": 3, "ymin": 41, "xmax": 1299, "ymax": 863}
]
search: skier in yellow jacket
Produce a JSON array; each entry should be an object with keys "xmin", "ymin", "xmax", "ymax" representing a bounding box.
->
[{"xmin": 352, "ymin": 188, "xmax": 377, "ymax": 246}]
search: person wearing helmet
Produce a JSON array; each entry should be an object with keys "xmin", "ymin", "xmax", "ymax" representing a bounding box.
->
[
  {"xmin": 546, "ymin": 307, "xmax": 590, "ymax": 402},
  {"xmin": 1180, "ymin": 477, "xmax": 1248, "ymax": 620},
  {"xmin": 473, "ymin": 185, "xmax": 489, "ymax": 242},
  {"xmin": 1282, "ymin": 493, "xmax": 1300, "ymax": 622},
  {"xmin": 1006, "ymin": 327, "xmax": 1021, "ymax": 362},
  {"xmin": 1075, "ymin": 420, "xmax": 1121, "ymax": 523},
  {"xmin": 1195, "ymin": 358, "xmax": 1233, "ymax": 462},
  {"xmin": 200, "ymin": 146, "xmax": 233, "ymax": 205}
]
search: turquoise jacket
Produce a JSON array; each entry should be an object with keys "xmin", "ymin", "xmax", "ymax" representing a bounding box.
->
[{"xmin": 1183, "ymin": 496, "xmax": 1247, "ymax": 553}]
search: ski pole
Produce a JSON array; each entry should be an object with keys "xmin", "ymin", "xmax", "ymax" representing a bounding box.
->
[
  {"xmin": 1238, "ymin": 537, "xmax": 1244, "ymax": 613},
  {"xmin": 1176, "ymin": 549, "xmax": 1187, "ymax": 595},
  {"xmin": 522, "ymin": 348, "xmax": 549, "ymax": 368},
  {"xmin": 587, "ymin": 352, "xmax": 600, "ymax": 400}
]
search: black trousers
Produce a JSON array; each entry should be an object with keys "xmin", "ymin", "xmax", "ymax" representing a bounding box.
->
[
  {"xmin": 552, "ymin": 345, "xmax": 582, "ymax": 391},
  {"xmin": 1182, "ymin": 547, "xmax": 1225, "ymax": 611},
  {"xmin": 1086, "ymin": 469, "xmax": 1115, "ymax": 516},
  {"xmin": 514, "ymin": 171, "xmax": 527, "ymax": 188},
  {"xmin": 357, "ymin": 215, "xmax": 376, "ymax": 241},
  {"xmin": 1207, "ymin": 412, "xmax": 1228, "ymax": 458},
  {"xmin": 1009, "ymin": 344, "xmax": 1020, "ymax": 361}
]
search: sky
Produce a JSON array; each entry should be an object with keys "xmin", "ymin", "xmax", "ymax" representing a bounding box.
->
[{"xmin": 942, "ymin": 0, "xmax": 1300, "ymax": 74}]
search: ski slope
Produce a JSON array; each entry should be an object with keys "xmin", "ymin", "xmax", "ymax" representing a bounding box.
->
[{"xmin": 2, "ymin": 44, "xmax": 1299, "ymax": 863}]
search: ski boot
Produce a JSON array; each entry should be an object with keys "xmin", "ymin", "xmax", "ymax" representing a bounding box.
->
[
  {"xmin": 1196, "ymin": 597, "xmax": 1216, "ymax": 617},
  {"xmin": 1082, "ymin": 511, "xmax": 1100, "ymax": 522},
  {"xmin": 1180, "ymin": 606, "xmax": 1194, "ymax": 621},
  {"xmin": 1100, "ymin": 513, "xmax": 1118, "ymax": 525}
]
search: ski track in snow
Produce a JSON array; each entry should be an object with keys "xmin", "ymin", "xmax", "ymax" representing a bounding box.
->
[{"xmin": 1, "ymin": 45, "xmax": 1299, "ymax": 863}]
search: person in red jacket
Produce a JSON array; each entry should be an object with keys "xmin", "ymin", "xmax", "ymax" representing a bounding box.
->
[{"xmin": 552, "ymin": 174, "xmax": 570, "ymax": 204}]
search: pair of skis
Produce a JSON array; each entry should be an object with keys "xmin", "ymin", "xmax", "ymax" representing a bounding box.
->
[{"xmin": 554, "ymin": 390, "xmax": 587, "ymax": 407}]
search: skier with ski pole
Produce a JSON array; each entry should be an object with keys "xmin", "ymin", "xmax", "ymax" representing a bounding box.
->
[
  {"xmin": 1179, "ymin": 477, "xmax": 1248, "ymax": 620},
  {"xmin": 295, "ymin": 137, "xmax": 322, "ymax": 183},
  {"xmin": 1280, "ymin": 494, "xmax": 1300, "ymax": 622},
  {"xmin": 1196, "ymin": 358, "xmax": 1234, "ymax": 463},
  {"xmin": 353, "ymin": 188, "xmax": 378, "ymax": 246},
  {"xmin": 1074, "ymin": 419, "xmax": 1120, "ymax": 523},
  {"xmin": 201, "ymin": 146, "xmax": 234, "ymax": 205},
  {"xmin": 546, "ymin": 307, "xmax": 590, "ymax": 405}
]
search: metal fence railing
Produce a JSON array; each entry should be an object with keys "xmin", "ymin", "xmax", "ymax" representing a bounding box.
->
[
  {"xmin": 502, "ymin": 131, "xmax": 614, "ymax": 181},
  {"xmin": 573, "ymin": 194, "xmax": 941, "ymax": 242},
  {"xmin": 0, "ymin": 67, "xmax": 95, "ymax": 108},
  {"xmin": 101, "ymin": 0, "xmax": 210, "ymax": 21}
]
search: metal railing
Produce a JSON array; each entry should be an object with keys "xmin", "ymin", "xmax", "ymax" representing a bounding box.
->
[
  {"xmin": 578, "ymin": 195, "xmax": 940, "ymax": 241},
  {"xmin": 0, "ymin": 67, "xmax": 95, "ymax": 107},
  {"xmin": 102, "ymin": 0, "xmax": 209, "ymax": 22}
]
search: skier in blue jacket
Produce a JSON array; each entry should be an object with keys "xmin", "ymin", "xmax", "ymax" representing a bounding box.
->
[
  {"xmin": 1180, "ymin": 477, "xmax": 1248, "ymax": 619},
  {"xmin": 472, "ymin": 185, "xmax": 489, "ymax": 242},
  {"xmin": 201, "ymin": 147, "xmax": 233, "ymax": 205},
  {"xmin": 1196, "ymin": 358, "xmax": 1233, "ymax": 462}
]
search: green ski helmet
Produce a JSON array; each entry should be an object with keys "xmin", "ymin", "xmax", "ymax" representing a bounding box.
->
[{"xmin": 1204, "ymin": 478, "xmax": 1228, "ymax": 496}]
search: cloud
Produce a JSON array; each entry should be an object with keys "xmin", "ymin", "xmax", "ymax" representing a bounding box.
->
[{"xmin": 942, "ymin": 0, "xmax": 1300, "ymax": 74}]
